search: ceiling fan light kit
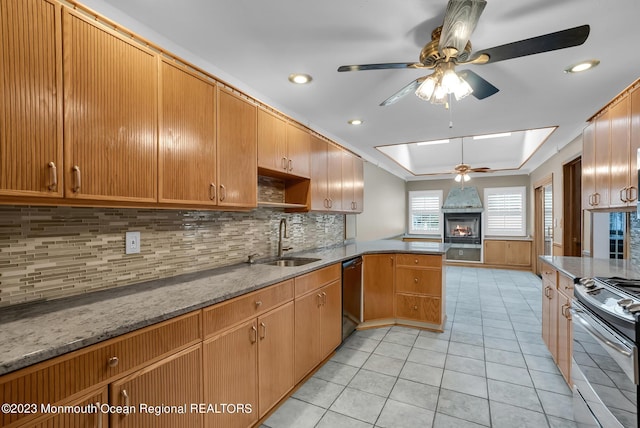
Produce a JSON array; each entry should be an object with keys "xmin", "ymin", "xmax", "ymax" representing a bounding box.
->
[{"xmin": 337, "ymin": 0, "xmax": 590, "ymax": 107}]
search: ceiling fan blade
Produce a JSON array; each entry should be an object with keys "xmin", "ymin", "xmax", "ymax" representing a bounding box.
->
[
  {"xmin": 470, "ymin": 167, "xmax": 491, "ymax": 172},
  {"xmin": 457, "ymin": 69, "xmax": 499, "ymax": 99},
  {"xmin": 470, "ymin": 24, "xmax": 590, "ymax": 64},
  {"xmin": 439, "ymin": 0, "xmax": 487, "ymax": 57},
  {"xmin": 337, "ymin": 62, "xmax": 425, "ymax": 72},
  {"xmin": 379, "ymin": 77, "xmax": 426, "ymax": 106}
]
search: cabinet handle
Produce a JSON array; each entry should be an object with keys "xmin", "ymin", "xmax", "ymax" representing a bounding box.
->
[
  {"xmin": 629, "ymin": 186, "xmax": 638, "ymax": 202},
  {"xmin": 282, "ymin": 157, "xmax": 288, "ymax": 170},
  {"xmin": 250, "ymin": 325, "xmax": 257, "ymax": 343},
  {"xmin": 255, "ymin": 300, "xmax": 262, "ymax": 308},
  {"xmin": 414, "ymin": 259, "xmax": 419, "ymax": 264},
  {"xmin": 324, "ymin": 198, "xmax": 329, "ymax": 208},
  {"xmin": 322, "ymin": 291, "xmax": 327, "ymax": 305},
  {"xmin": 413, "ymin": 305, "xmax": 418, "ymax": 310},
  {"xmin": 209, "ymin": 183, "xmax": 216, "ymax": 201},
  {"xmin": 108, "ymin": 356, "xmax": 119, "ymax": 368},
  {"xmin": 72, "ymin": 165, "xmax": 81, "ymax": 193},
  {"xmin": 562, "ymin": 304, "xmax": 572, "ymax": 319},
  {"xmin": 219, "ymin": 184, "xmax": 226, "ymax": 201},
  {"xmin": 48, "ymin": 162, "xmax": 57, "ymax": 191},
  {"xmin": 288, "ymin": 159, "xmax": 293, "ymax": 172},
  {"xmin": 328, "ymin": 198, "xmax": 333, "ymax": 208},
  {"xmin": 121, "ymin": 389, "xmax": 130, "ymax": 409},
  {"xmin": 414, "ymin": 277, "xmax": 419, "ymax": 283},
  {"xmin": 620, "ymin": 187, "xmax": 629, "ymax": 203},
  {"xmin": 317, "ymin": 293, "xmax": 323, "ymax": 307},
  {"xmin": 260, "ymin": 322, "xmax": 266, "ymax": 339},
  {"xmin": 594, "ymin": 192, "xmax": 600, "ymax": 206}
]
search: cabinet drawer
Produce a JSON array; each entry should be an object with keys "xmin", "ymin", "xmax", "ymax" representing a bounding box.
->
[
  {"xmin": 0, "ymin": 311, "xmax": 200, "ymax": 428},
  {"xmin": 203, "ymin": 280, "xmax": 293, "ymax": 337},
  {"xmin": 541, "ymin": 263, "xmax": 557, "ymax": 286},
  {"xmin": 294, "ymin": 264, "xmax": 341, "ymax": 297},
  {"xmin": 396, "ymin": 254, "xmax": 442, "ymax": 268},
  {"xmin": 395, "ymin": 267, "xmax": 442, "ymax": 296},
  {"xmin": 396, "ymin": 294, "xmax": 441, "ymax": 324},
  {"xmin": 558, "ymin": 273, "xmax": 574, "ymax": 297}
]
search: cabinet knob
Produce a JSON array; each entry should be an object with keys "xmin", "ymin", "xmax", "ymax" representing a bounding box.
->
[
  {"xmin": 108, "ymin": 356, "xmax": 119, "ymax": 368},
  {"xmin": 414, "ymin": 259, "xmax": 419, "ymax": 264},
  {"xmin": 413, "ymin": 305, "xmax": 418, "ymax": 310},
  {"xmin": 414, "ymin": 278, "xmax": 419, "ymax": 283},
  {"xmin": 255, "ymin": 300, "xmax": 262, "ymax": 307}
]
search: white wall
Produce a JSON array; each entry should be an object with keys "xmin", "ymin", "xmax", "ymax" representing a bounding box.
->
[{"xmin": 354, "ymin": 162, "xmax": 406, "ymax": 240}]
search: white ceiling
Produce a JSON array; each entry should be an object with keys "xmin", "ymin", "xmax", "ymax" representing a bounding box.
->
[{"xmin": 86, "ymin": 0, "xmax": 640, "ymax": 181}]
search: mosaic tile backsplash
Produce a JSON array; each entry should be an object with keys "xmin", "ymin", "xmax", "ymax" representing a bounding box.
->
[
  {"xmin": 0, "ymin": 201, "xmax": 344, "ymax": 307},
  {"xmin": 631, "ymin": 213, "xmax": 639, "ymax": 267}
]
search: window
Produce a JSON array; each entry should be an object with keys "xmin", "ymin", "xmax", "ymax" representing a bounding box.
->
[
  {"xmin": 484, "ymin": 186, "xmax": 526, "ymax": 236},
  {"xmin": 408, "ymin": 190, "xmax": 442, "ymax": 235}
]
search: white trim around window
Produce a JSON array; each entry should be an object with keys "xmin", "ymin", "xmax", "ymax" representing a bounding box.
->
[
  {"xmin": 484, "ymin": 186, "xmax": 527, "ymax": 236},
  {"xmin": 408, "ymin": 190, "xmax": 443, "ymax": 236}
]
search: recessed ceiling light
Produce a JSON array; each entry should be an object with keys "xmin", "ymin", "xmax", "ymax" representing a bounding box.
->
[
  {"xmin": 288, "ymin": 73, "xmax": 312, "ymax": 84},
  {"xmin": 564, "ymin": 59, "xmax": 600, "ymax": 74},
  {"xmin": 416, "ymin": 139, "xmax": 450, "ymax": 146},
  {"xmin": 348, "ymin": 119, "xmax": 363, "ymax": 125},
  {"xmin": 473, "ymin": 132, "xmax": 512, "ymax": 140}
]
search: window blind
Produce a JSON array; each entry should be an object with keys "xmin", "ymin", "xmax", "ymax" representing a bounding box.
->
[
  {"xmin": 484, "ymin": 187, "xmax": 526, "ymax": 236},
  {"xmin": 408, "ymin": 190, "xmax": 442, "ymax": 235}
]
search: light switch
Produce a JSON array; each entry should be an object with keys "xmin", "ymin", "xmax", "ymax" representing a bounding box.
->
[{"xmin": 125, "ymin": 231, "xmax": 141, "ymax": 254}]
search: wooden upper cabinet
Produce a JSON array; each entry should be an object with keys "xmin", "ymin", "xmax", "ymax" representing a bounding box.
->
[
  {"xmin": 310, "ymin": 135, "xmax": 329, "ymax": 210},
  {"xmin": 582, "ymin": 122, "xmax": 596, "ymax": 210},
  {"xmin": 62, "ymin": 9, "xmax": 157, "ymax": 202},
  {"xmin": 217, "ymin": 87, "xmax": 257, "ymax": 208},
  {"xmin": 609, "ymin": 96, "xmax": 631, "ymax": 208},
  {"xmin": 327, "ymin": 143, "xmax": 343, "ymax": 211},
  {"xmin": 159, "ymin": 60, "xmax": 217, "ymax": 205},
  {"xmin": 593, "ymin": 110, "xmax": 611, "ymax": 208},
  {"xmin": 341, "ymin": 150, "xmax": 364, "ymax": 213},
  {"xmin": 0, "ymin": 0, "xmax": 63, "ymax": 198},
  {"xmin": 630, "ymin": 86, "xmax": 640, "ymax": 204},
  {"xmin": 257, "ymin": 108, "xmax": 287, "ymax": 173},
  {"xmin": 285, "ymin": 123, "xmax": 311, "ymax": 178}
]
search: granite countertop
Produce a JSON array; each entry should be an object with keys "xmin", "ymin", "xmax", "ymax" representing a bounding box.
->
[
  {"xmin": 540, "ymin": 255, "xmax": 640, "ymax": 280},
  {"xmin": 0, "ymin": 240, "xmax": 448, "ymax": 376}
]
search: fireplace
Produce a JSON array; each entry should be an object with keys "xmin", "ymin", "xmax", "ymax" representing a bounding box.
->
[{"xmin": 444, "ymin": 212, "xmax": 481, "ymax": 245}]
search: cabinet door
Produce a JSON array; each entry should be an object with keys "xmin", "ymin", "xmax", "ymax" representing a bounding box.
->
[
  {"xmin": 484, "ymin": 240, "xmax": 506, "ymax": 265},
  {"xmin": 341, "ymin": 150, "xmax": 355, "ymax": 210},
  {"xmin": 18, "ymin": 387, "xmax": 107, "ymax": 428},
  {"xmin": 353, "ymin": 156, "xmax": 364, "ymax": 213},
  {"xmin": 609, "ymin": 96, "xmax": 631, "ymax": 208},
  {"xmin": 505, "ymin": 241, "xmax": 532, "ymax": 266},
  {"xmin": 593, "ymin": 110, "xmax": 611, "ymax": 208},
  {"xmin": 582, "ymin": 122, "xmax": 596, "ymax": 210},
  {"xmin": 309, "ymin": 135, "xmax": 329, "ymax": 211},
  {"xmin": 63, "ymin": 9, "xmax": 157, "ymax": 202},
  {"xmin": 396, "ymin": 293, "xmax": 441, "ymax": 324},
  {"xmin": 217, "ymin": 87, "xmax": 257, "ymax": 208},
  {"xmin": 203, "ymin": 320, "xmax": 258, "ymax": 428},
  {"xmin": 327, "ymin": 143, "xmax": 343, "ymax": 211},
  {"xmin": 363, "ymin": 254, "xmax": 395, "ymax": 321},
  {"xmin": 321, "ymin": 280, "xmax": 343, "ymax": 358},
  {"xmin": 630, "ymin": 86, "xmax": 640, "ymax": 204},
  {"xmin": 258, "ymin": 302, "xmax": 294, "ymax": 418},
  {"xmin": 285, "ymin": 123, "xmax": 311, "ymax": 178},
  {"xmin": 557, "ymin": 290, "xmax": 573, "ymax": 385},
  {"xmin": 159, "ymin": 60, "xmax": 216, "ymax": 205},
  {"xmin": 294, "ymin": 290, "xmax": 322, "ymax": 382},
  {"xmin": 110, "ymin": 345, "xmax": 203, "ymax": 428},
  {"xmin": 257, "ymin": 108, "xmax": 286, "ymax": 174},
  {"xmin": 0, "ymin": 0, "xmax": 63, "ymax": 198}
]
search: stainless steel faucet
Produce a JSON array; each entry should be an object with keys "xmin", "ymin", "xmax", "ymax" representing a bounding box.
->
[{"xmin": 278, "ymin": 218, "xmax": 293, "ymax": 258}]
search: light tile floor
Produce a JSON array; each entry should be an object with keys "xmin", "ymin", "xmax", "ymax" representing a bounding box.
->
[{"xmin": 262, "ymin": 266, "xmax": 577, "ymax": 428}]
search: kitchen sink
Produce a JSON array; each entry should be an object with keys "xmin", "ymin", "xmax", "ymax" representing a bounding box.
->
[{"xmin": 261, "ymin": 257, "xmax": 321, "ymax": 267}]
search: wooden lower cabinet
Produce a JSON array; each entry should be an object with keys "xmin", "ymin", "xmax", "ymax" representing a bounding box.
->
[
  {"xmin": 363, "ymin": 254, "xmax": 395, "ymax": 321},
  {"xmin": 396, "ymin": 293, "xmax": 441, "ymax": 324},
  {"xmin": 294, "ymin": 279, "xmax": 342, "ymax": 383},
  {"xmin": 258, "ymin": 302, "xmax": 294, "ymax": 419},
  {"xmin": 25, "ymin": 387, "xmax": 108, "ymax": 428},
  {"xmin": 110, "ymin": 344, "xmax": 203, "ymax": 428},
  {"xmin": 395, "ymin": 254, "xmax": 444, "ymax": 329},
  {"xmin": 203, "ymin": 319, "xmax": 258, "ymax": 428},
  {"xmin": 483, "ymin": 240, "xmax": 532, "ymax": 268},
  {"xmin": 541, "ymin": 262, "xmax": 572, "ymax": 385}
]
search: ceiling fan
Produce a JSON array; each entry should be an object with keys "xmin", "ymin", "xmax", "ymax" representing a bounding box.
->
[
  {"xmin": 451, "ymin": 138, "xmax": 490, "ymax": 184},
  {"xmin": 337, "ymin": 0, "xmax": 590, "ymax": 107}
]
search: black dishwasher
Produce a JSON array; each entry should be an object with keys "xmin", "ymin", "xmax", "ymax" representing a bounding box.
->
[{"xmin": 342, "ymin": 257, "xmax": 362, "ymax": 340}]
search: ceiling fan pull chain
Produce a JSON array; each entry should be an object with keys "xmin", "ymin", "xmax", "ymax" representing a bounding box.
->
[{"xmin": 449, "ymin": 93, "xmax": 454, "ymax": 128}]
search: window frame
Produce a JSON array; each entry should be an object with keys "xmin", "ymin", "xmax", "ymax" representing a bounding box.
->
[
  {"xmin": 483, "ymin": 186, "xmax": 527, "ymax": 237},
  {"xmin": 408, "ymin": 190, "xmax": 443, "ymax": 236}
]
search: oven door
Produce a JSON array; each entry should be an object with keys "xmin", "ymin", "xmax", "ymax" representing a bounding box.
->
[{"xmin": 571, "ymin": 299, "xmax": 638, "ymax": 428}]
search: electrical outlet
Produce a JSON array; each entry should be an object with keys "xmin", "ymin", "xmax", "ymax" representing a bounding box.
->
[
  {"xmin": 125, "ymin": 231, "xmax": 140, "ymax": 254},
  {"xmin": 458, "ymin": 249, "xmax": 464, "ymax": 256}
]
